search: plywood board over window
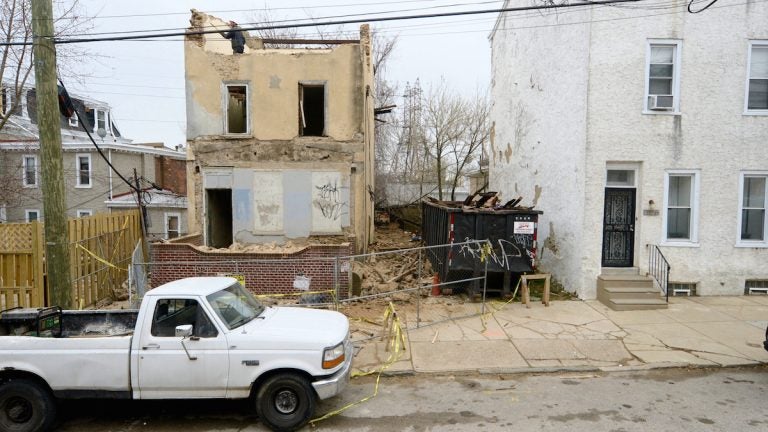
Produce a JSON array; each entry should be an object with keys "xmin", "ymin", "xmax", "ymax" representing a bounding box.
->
[
  {"xmin": 252, "ymin": 171, "xmax": 283, "ymax": 233},
  {"xmin": 311, "ymin": 171, "xmax": 348, "ymax": 233}
]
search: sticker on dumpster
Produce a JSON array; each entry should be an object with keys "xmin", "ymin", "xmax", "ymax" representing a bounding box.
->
[{"xmin": 514, "ymin": 221, "xmax": 535, "ymax": 235}]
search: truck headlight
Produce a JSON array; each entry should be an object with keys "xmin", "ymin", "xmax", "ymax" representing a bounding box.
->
[{"xmin": 322, "ymin": 342, "xmax": 345, "ymax": 369}]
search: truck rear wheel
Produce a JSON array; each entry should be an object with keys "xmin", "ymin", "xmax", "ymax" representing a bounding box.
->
[
  {"xmin": 0, "ymin": 379, "xmax": 56, "ymax": 432},
  {"xmin": 255, "ymin": 373, "xmax": 315, "ymax": 432}
]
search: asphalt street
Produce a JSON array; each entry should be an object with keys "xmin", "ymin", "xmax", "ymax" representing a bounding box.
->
[{"xmin": 56, "ymin": 365, "xmax": 768, "ymax": 431}]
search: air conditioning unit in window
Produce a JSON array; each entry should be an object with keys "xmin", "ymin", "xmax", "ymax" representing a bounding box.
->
[{"xmin": 648, "ymin": 95, "xmax": 674, "ymax": 110}]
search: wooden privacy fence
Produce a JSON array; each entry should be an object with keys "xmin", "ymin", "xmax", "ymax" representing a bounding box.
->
[
  {"xmin": 0, "ymin": 210, "xmax": 141, "ymax": 309},
  {"xmin": 0, "ymin": 222, "xmax": 44, "ymax": 310}
]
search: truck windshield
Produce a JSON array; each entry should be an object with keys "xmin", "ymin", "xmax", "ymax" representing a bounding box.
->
[{"xmin": 206, "ymin": 283, "xmax": 265, "ymax": 330}]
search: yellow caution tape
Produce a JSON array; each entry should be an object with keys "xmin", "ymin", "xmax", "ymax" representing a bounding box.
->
[
  {"xmin": 480, "ymin": 278, "xmax": 521, "ymax": 333},
  {"xmin": 310, "ymin": 302, "xmax": 406, "ymax": 426},
  {"xmin": 253, "ymin": 289, "xmax": 335, "ymax": 299},
  {"xmin": 75, "ymin": 243, "xmax": 127, "ymax": 272}
]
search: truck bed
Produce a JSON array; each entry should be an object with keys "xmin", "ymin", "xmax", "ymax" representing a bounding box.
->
[{"xmin": 0, "ymin": 309, "xmax": 138, "ymax": 338}]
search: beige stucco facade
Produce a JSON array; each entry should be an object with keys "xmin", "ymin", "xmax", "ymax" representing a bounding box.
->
[{"xmin": 184, "ymin": 11, "xmax": 375, "ymax": 252}]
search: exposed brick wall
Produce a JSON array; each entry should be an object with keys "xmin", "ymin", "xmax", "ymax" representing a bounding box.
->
[
  {"xmin": 150, "ymin": 241, "xmax": 353, "ymax": 298},
  {"xmin": 155, "ymin": 156, "xmax": 187, "ymax": 195}
]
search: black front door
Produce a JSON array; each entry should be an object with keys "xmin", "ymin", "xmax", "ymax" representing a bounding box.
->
[{"xmin": 601, "ymin": 188, "xmax": 635, "ymax": 267}]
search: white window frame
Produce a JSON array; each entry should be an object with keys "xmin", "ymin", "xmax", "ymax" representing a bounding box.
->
[
  {"xmin": 605, "ymin": 164, "xmax": 638, "ymax": 188},
  {"xmin": 95, "ymin": 109, "xmax": 107, "ymax": 133},
  {"xmin": 25, "ymin": 209, "xmax": 40, "ymax": 222},
  {"xmin": 736, "ymin": 171, "xmax": 768, "ymax": 247},
  {"xmin": 644, "ymin": 40, "xmax": 682, "ymax": 114},
  {"xmin": 164, "ymin": 212, "xmax": 181, "ymax": 239},
  {"xmin": 223, "ymin": 82, "xmax": 250, "ymax": 135},
  {"xmin": 76, "ymin": 209, "xmax": 93, "ymax": 218},
  {"xmin": 661, "ymin": 169, "xmax": 700, "ymax": 246},
  {"xmin": 744, "ymin": 41, "xmax": 768, "ymax": 115},
  {"xmin": 22, "ymin": 155, "xmax": 38, "ymax": 188},
  {"xmin": 76, "ymin": 153, "xmax": 92, "ymax": 188}
]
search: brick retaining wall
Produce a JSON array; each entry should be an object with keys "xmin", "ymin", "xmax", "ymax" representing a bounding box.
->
[{"xmin": 150, "ymin": 241, "xmax": 353, "ymax": 298}]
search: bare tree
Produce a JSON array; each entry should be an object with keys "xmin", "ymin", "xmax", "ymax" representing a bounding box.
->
[
  {"xmin": 0, "ymin": 0, "xmax": 92, "ymax": 132},
  {"xmin": 421, "ymin": 81, "xmax": 469, "ymax": 201},
  {"xmin": 446, "ymin": 89, "xmax": 489, "ymax": 200},
  {"xmin": 0, "ymin": 0, "xmax": 92, "ymax": 214},
  {"xmin": 375, "ymin": 79, "xmax": 489, "ymax": 203}
]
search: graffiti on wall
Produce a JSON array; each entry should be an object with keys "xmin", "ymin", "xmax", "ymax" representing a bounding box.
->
[
  {"xmin": 456, "ymin": 238, "xmax": 524, "ymax": 271},
  {"xmin": 312, "ymin": 172, "xmax": 348, "ymax": 232},
  {"xmin": 315, "ymin": 180, "xmax": 347, "ymax": 221}
]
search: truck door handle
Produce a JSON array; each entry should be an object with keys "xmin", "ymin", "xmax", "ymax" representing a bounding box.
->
[{"xmin": 142, "ymin": 343, "xmax": 160, "ymax": 350}]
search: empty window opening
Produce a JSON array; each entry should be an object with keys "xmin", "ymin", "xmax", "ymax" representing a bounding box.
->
[
  {"xmin": 299, "ymin": 84, "xmax": 325, "ymax": 136},
  {"xmin": 166, "ymin": 213, "xmax": 180, "ymax": 239},
  {"xmin": 226, "ymin": 85, "xmax": 247, "ymax": 134}
]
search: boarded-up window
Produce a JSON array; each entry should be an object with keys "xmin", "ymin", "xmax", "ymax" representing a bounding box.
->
[
  {"xmin": 252, "ymin": 171, "xmax": 284, "ymax": 233},
  {"xmin": 299, "ymin": 84, "xmax": 325, "ymax": 136},
  {"xmin": 227, "ymin": 85, "xmax": 247, "ymax": 134}
]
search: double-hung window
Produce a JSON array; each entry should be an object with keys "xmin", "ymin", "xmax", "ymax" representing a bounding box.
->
[
  {"xmin": 645, "ymin": 41, "xmax": 681, "ymax": 113},
  {"xmin": 22, "ymin": 155, "xmax": 37, "ymax": 187},
  {"xmin": 746, "ymin": 41, "xmax": 768, "ymax": 113},
  {"xmin": 737, "ymin": 173, "xmax": 767, "ymax": 246},
  {"xmin": 76, "ymin": 154, "xmax": 92, "ymax": 188},
  {"xmin": 663, "ymin": 170, "xmax": 700, "ymax": 245}
]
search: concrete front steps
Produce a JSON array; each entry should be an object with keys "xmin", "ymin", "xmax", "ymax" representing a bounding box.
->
[{"xmin": 597, "ymin": 268, "xmax": 668, "ymax": 311}]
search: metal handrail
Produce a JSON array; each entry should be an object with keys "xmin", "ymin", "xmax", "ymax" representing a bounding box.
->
[{"xmin": 648, "ymin": 244, "xmax": 671, "ymax": 302}]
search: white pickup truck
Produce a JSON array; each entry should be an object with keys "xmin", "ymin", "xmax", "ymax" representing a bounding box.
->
[{"xmin": 0, "ymin": 277, "xmax": 352, "ymax": 432}]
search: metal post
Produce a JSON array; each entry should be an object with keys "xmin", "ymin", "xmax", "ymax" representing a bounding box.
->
[
  {"xmin": 482, "ymin": 240, "xmax": 489, "ymax": 315},
  {"xmin": 334, "ymin": 256, "xmax": 340, "ymax": 311},
  {"xmin": 417, "ymin": 248, "xmax": 422, "ymax": 328}
]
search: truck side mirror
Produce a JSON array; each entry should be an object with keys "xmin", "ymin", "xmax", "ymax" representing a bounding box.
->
[{"xmin": 175, "ymin": 324, "xmax": 193, "ymax": 338}]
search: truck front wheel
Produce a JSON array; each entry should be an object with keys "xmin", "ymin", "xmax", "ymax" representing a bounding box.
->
[
  {"xmin": 255, "ymin": 373, "xmax": 315, "ymax": 432},
  {"xmin": 0, "ymin": 379, "xmax": 56, "ymax": 432}
]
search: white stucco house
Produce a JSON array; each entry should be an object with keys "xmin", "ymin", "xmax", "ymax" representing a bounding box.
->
[{"xmin": 489, "ymin": 1, "xmax": 768, "ymax": 302}]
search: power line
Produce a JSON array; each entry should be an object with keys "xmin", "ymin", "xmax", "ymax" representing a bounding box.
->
[
  {"xmin": 71, "ymin": 0, "xmax": 482, "ymax": 20},
  {"xmin": 0, "ymin": 0, "xmax": 643, "ymax": 46},
  {"xmin": 60, "ymin": 0, "xmax": 504, "ymax": 38}
]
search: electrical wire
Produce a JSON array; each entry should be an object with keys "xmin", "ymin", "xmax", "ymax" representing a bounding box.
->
[
  {"xmin": 0, "ymin": 0, "xmax": 642, "ymax": 46},
  {"xmin": 57, "ymin": 79, "xmax": 140, "ymax": 195}
]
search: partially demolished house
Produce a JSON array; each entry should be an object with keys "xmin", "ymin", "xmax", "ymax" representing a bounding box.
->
[{"xmin": 182, "ymin": 10, "xmax": 375, "ymax": 254}]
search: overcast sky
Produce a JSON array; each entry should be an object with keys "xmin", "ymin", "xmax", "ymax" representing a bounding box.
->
[{"xmin": 66, "ymin": 0, "xmax": 502, "ymax": 147}]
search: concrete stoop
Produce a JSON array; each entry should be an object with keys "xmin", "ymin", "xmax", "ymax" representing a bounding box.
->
[{"xmin": 597, "ymin": 271, "xmax": 668, "ymax": 311}]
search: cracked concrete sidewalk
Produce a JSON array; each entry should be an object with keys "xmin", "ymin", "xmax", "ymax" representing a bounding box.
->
[{"xmin": 351, "ymin": 295, "xmax": 768, "ymax": 375}]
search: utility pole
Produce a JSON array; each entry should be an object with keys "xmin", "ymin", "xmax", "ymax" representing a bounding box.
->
[{"xmin": 31, "ymin": 0, "xmax": 72, "ymax": 308}]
